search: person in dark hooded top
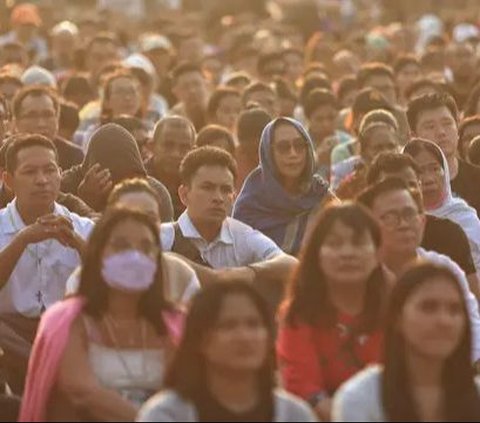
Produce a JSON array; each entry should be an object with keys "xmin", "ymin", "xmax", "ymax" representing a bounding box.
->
[
  {"xmin": 61, "ymin": 123, "xmax": 173, "ymax": 219},
  {"xmin": 233, "ymin": 117, "xmax": 335, "ymax": 255}
]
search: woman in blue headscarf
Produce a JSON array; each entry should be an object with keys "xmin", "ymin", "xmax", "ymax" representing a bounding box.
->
[{"xmin": 233, "ymin": 117, "xmax": 334, "ymax": 255}]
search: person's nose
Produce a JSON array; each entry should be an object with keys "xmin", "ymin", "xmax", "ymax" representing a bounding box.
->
[{"xmin": 35, "ymin": 171, "xmax": 48, "ymax": 185}]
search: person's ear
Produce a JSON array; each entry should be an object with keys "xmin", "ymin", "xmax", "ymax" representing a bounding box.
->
[
  {"xmin": 178, "ymin": 184, "xmax": 189, "ymax": 207},
  {"xmin": 3, "ymin": 171, "xmax": 14, "ymax": 191}
]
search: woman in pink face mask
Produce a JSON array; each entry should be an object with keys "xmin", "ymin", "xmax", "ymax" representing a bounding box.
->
[
  {"xmin": 404, "ymin": 138, "xmax": 480, "ymax": 278},
  {"xmin": 20, "ymin": 209, "xmax": 183, "ymax": 422}
]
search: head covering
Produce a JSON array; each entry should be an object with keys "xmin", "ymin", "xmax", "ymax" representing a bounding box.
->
[
  {"xmin": 403, "ymin": 139, "xmax": 480, "ymax": 273},
  {"xmin": 233, "ymin": 117, "xmax": 329, "ymax": 255},
  {"xmin": 21, "ymin": 66, "xmax": 56, "ymax": 87},
  {"xmin": 51, "ymin": 20, "xmax": 79, "ymax": 37},
  {"xmin": 416, "ymin": 14, "xmax": 444, "ymax": 54},
  {"xmin": 453, "ymin": 23, "xmax": 480, "ymax": 43},
  {"xmin": 123, "ymin": 53, "xmax": 156, "ymax": 78},
  {"xmin": 140, "ymin": 33, "xmax": 172, "ymax": 52},
  {"xmin": 11, "ymin": 3, "xmax": 42, "ymax": 27},
  {"xmin": 83, "ymin": 123, "xmax": 147, "ymax": 185}
]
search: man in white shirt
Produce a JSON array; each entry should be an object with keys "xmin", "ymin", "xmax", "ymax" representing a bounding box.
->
[
  {"xmin": 0, "ymin": 134, "xmax": 93, "ymax": 393},
  {"xmin": 358, "ymin": 177, "xmax": 480, "ymax": 368},
  {"xmin": 160, "ymin": 146, "xmax": 297, "ymax": 287}
]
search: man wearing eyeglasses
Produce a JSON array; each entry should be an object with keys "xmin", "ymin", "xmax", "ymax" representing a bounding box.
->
[
  {"xmin": 358, "ymin": 177, "xmax": 480, "ymax": 369},
  {"xmin": 12, "ymin": 86, "xmax": 83, "ymax": 172}
]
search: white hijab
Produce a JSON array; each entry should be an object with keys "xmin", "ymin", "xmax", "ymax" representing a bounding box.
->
[{"xmin": 404, "ymin": 139, "xmax": 480, "ymax": 274}]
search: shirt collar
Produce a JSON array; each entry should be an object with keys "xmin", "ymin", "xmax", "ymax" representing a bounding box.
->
[
  {"xmin": 177, "ymin": 211, "xmax": 234, "ymax": 245},
  {"xmin": 3, "ymin": 199, "xmax": 66, "ymax": 235}
]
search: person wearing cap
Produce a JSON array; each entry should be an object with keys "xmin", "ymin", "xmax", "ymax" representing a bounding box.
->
[
  {"xmin": 20, "ymin": 66, "xmax": 56, "ymax": 89},
  {"xmin": 40, "ymin": 21, "xmax": 79, "ymax": 77},
  {"xmin": 0, "ymin": 3, "xmax": 48, "ymax": 63},
  {"xmin": 140, "ymin": 33, "xmax": 176, "ymax": 107}
]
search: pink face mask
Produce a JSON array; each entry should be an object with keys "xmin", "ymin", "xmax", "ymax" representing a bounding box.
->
[{"xmin": 102, "ymin": 249, "xmax": 157, "ymax": 293}]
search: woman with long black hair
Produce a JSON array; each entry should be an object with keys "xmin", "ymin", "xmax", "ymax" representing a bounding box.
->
[
  {"xmin": 277, "ymin": 203, "xmax": 391, "ymax": 421},
  {"xmin": 333, "ymin": 262, "xmax": 480, "ymax": 422},
  {"xmin": 138, "ymin": 282, "xmax": 316, "ymax": 422}
]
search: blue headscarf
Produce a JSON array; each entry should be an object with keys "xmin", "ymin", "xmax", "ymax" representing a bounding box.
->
[{"xmin": 233, "ymin": 117, "xmax": 330, "ymax": 255}]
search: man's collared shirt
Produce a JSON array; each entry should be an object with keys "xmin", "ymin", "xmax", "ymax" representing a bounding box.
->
[
  {"xmin": 0, "ymin": 200, "xmax": 94, "ymax": 317},
  {"xmin": 161, "ymin": 211, "xmax": 283, "ymax": 269}
]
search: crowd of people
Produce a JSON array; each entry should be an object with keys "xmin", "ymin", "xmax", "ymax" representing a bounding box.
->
[{"xmin": 1, "ymin": 0, "xmax": 480, "ymax": 421}]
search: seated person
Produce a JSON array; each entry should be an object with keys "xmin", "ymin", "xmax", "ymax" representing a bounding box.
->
[
  {"xmin": 0, "ymin": 135, "xmax": 94, "ymax": 393},
  {"xmin": 66, "ymin": 179, "xmax": 201, "ymax": 309},
  {"xmin": 61, "ymin": 123, "xmax": 173, "ymax": 218},
  {"xmin": 234, "ymin": 117, "xmax": 334, "ymax": 255},
  {"xmin": 160, "ymin": 146, "xmax": 297, "ymax": 306},
  {"xmin": 20, "ymin": 209, "xmax": 183, "ymax": 421}
]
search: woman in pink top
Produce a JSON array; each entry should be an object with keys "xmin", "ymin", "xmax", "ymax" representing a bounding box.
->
[{"xmin": 20, "ymin": 209, "xmax": 183, "ymax": 422}]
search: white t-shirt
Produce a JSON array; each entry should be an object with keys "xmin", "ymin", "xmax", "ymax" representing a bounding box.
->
[{"xmin": 160, "ymin": 212, "xmax": 283, "ymax": 269}]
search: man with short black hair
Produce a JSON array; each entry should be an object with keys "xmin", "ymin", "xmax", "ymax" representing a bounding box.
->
[
  {"xmin": 357, "ymin": 178, "xmax": 480, "ymax": 366},
  {"xmin": 242, "ymin": 82, "xmax": 279, "ymax": 117},
  {"xmin": 367, "ymin": 152, "xmax": 479, "ymax": 296},
  {"xmin": 161, "ymin": 146, "xmax": 297, "ymax": 289},
  {"xmin": 146, "ymin": 116, "xmax": 196, "ymax": 219},
  {"xmin": 12, "ymin": 86, "xmax": 84, "ymax": 171},
  {"xmin": 170, "ymin": 62, "xmax": 209, "ymax": 131},
  {"xmin": 407, "ymin": 92, "xmax": 480, "ymax": 216},
  {"xmin": 0, "ymin": 134, "xmax": 93, "ymax": 392}
]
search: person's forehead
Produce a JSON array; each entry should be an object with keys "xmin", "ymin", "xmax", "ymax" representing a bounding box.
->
[
  {"xmin": 178, "ymin": 71, "xmax": 203, "ymax": 83},
  {"xmin": 161, "ymin": 121, "xmax": 194, "ymax": 139},
  {"xmin": 16, "ymin": 146, "xmax": 57, "ymax": 164},
  {"xmin": 418, "ymin": 106, "xmax": 454, "ymax": 122},
  {"xmin": 192, "ymin": 165, "xmax": 234, "ymax": 183},
  {"xmin": 20, "ymin": 94, "xmax": 55, "ymax": 111},
  {"xmin": 274, "ymin": 122, "xmax": 302, "ymax": 140},
  {"xmin": 373, "ymin": 189, "xmax": 415, "ymax": 211}
]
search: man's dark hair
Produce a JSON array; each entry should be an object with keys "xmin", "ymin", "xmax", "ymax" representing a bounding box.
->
[
  {"xmin": 107, "ymin": 177, "xmax": 160, "ymax": 211},
  {"xmin": 366, "ymin": 152, "xmax": 420, "ymax": 186},
  {"xmin": 237, "ymin": 107, "xmax": 272, "ymax": 147},
  {"xmin": 207, "ymin": 87, "xmax": 241, "ymax": 121},
  {"xmin": 459, "ymin": 115, "xmax": 480, "ymax": 141},
  {"xmin": 0, "ymin": 72, "xmax": 22, "ymax": 88},
  {"xmin": 111, "ymin": 115, "xmax": 145, "ymax": 133},
  {"xmin": 303, "ymin": 88, "xmax": 338, "ymax": 119},
  {"xmin": 180, "ymin": 146, "xmax": 237, "ymax": 185},
  {"xmin": 407, "ymin": 92, "xmax": 459, "ymax": 132},
  {"xmin": 404, "ymin": 78, "xmax": 440, "ymax": 101},
  {"xmin": 59, "ymin": 100, "xmax": 79, "ymax": 134},
  {"xmin": 5, "ymin": 134, "xmax": 58, "ymax": 174},
  {"xmin": 86, "ymin": 33, "xmax": 119, "ymax": 53},
  {"xmin": 357, "ymin": 63, "xmax": 395, "ymax": 88},
  {"xmin": 468, "ymin": 135, "xmax": 480, "ymax": 166},
  {"xmin": 61, "ymin": 74, "xmax": 94, "ymax": 99},
  {"xmin": 171, "ymin": 62, "xmax": 203, "ymax": 83},
  {"xmin": 420, "ymin": 47, "xmax": 445, "ymax": 72},
  {"xmin": 357, "ymin": 177, "xmax": 423, "ymax": 212},
  {"xmin": 299, "ymin": 75, "xmax": 332, "ymax": 106},
  {"xmin": 12, "ymin": 85, "xmax": 60, "ymax": 118},
  {"xmin": 153, "ymin": 115, "xmax": 196, "ymax": 145},
  {"xmin": 257, "ymin": 51, "xmax": 285, "ymax": 77},
  {"xmin": 337, "ymin": 75, "xmax": 358, "ymax": 103},
  {"xmin": 393, "ymin": 55, "xmax": 420, "ymax": 75},
  {"xmin": 242, "ymin": 81, "xmax": 275, "ymax": 106},
  {"xmin": 196, "ymin": 125, "xmax": 235, "ymax": 155}
]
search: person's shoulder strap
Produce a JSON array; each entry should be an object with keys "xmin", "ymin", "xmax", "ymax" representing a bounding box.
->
[{"xmin": 171, "ymin": 222, "xmax": 212, "ymax": 268}]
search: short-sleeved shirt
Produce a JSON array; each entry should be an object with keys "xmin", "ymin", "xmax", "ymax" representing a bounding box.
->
[
  {"xmin": 160, "ymin": 212, "xmax": 283, "ymax": 269},
  {"xmin": 0, "ymin": 200, "xmax": 94, "ymax": 317}
]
